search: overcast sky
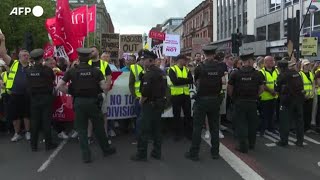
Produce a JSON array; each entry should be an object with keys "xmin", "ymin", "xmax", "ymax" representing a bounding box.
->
[{"xmin": 104, "ymin": 0, "xmax": 204, "ymax": 34}]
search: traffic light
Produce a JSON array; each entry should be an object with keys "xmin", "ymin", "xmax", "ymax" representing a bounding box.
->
[
  {"xmin": 231, "ymin": 33, "xmax": 242, "ymax": 55},
  {"xmin": 25, "ymin": 32, "xmax": 33, "ymax": 52}
]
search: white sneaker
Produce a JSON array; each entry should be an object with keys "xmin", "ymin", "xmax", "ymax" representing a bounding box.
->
[
  {"xmin": 109, "ymin": 129, "xmax": 116, "ymax": 137},
  {"xmin": 11, "ymin": 133, "xmax": 22, "ymax": 142},
  {"xmin": 70, "ymin": 130, "xmax": 78, "ymax": 138},
  {"xmin": 25, "ymin": 132, "xmax": 31, "ymax": 141},
  {"xmin": 114, "ymin": 121, "xmax": 120, "ymax": 128},
  {"xmin": 58, "ymin": 132, "xmax": 69, "ymax": 139},
  {"xmin": 219, "ymin": 130, "xmax": 224, "ymax": 139},
  {"xmin": 220, "ymin": 125, "xmax": 228, "ymax": 131},
  {"xmin": 204, "ymin": 130, "xmax": 210, "ymax": 139}
]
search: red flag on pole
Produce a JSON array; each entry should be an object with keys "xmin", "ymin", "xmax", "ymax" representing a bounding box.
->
[
  {"xmin": 55, "ymin": 0, "xmax": 82, "ymax": 61},
  {"xmin": 43, "ymin": 43, "xmax": 55, "ymax": 59},
  {"xmin": 71, "ymin": 5, "xmax": 88, "ymax": 37},
  {"xmin": 88, "ymin": 5, "xmax": 96, "ymax": 32}
]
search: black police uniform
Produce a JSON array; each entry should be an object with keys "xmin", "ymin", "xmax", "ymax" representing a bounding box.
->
[
  {"xmin": 26, "ymin": 49, "xmax": 57, "ymax": 151},
  {"xmin": 185, "ymin": 48, "xmax": 226, "ymax": 161},
  {"xmin": 62, "ymin": 48, "xmax": 116, "ymax": 163},
  {"xmin": 275, "ymin": 60, "xmax": 304, "ymax": 147},
  {"xmin": 228, "ymin": 53, "xmax": 264, "ymax": 153},
  {"xmin": 131, "ymin": 50, "xmax": 167, "ymax": 161}
]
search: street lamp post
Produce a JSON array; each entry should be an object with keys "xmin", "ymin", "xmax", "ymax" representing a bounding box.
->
[{"xmin": 309, "ymin": 5, "xmax": 318, "ymax": 37}]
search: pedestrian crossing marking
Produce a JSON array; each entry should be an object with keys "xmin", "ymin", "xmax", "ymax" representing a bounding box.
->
[{"xmin": 265, "ymin": 131, "xmax": 307, "ymax": 146}]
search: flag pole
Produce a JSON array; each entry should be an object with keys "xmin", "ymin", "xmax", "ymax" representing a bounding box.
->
[{"xmin": 289, "ymin": 0, "xmax": 313, "ymax": 61}]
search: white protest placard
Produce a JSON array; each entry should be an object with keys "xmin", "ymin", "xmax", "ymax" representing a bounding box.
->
[{"xmin": 163, "ymin": 34, "xmax": 180, "ymax": 57}]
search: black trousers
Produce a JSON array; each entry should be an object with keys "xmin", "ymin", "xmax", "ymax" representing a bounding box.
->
[
  {"xmin": 171, "ymin": 95, "xmax": 192, "ymax": 138},
  {"xmin": 316, "ymin": 96, "xmax": 320, "ymax": 129},
  {"xmin": 303, "ymin": 98, "xmax": 313, "ymax": 131}
]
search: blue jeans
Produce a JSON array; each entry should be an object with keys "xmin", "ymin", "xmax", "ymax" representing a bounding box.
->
[{"xmin": 135, "ymin": 99, "xmax": 142, "ymax": 136}]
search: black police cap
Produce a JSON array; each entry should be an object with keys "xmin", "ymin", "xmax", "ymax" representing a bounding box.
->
[
  {"xmin": 277, "ymin": 59, "xmax": 289, "ymax": 68},
  {"xmin": 77, "ymin": 48, "xmax": 91, "ymax": 58},
  {"xmin": 174, "ymin": 54, "xmax": 187, "ymax": 61},
  {"xmin": 240, "ymin": 52, "xmax": 254, "ymax": 61},
  {"xmin": 202, "ymin": 44, "xmax": 218, "ymax": 53},
  {"xmin": 30, "ymin": 48, "xmax": 44, "ymax": 61},
  {"xmin": 139, "ymin": 50, "xmax": 157, "ymax": 60}
]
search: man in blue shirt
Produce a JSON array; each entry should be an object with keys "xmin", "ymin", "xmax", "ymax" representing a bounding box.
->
[{"xmin": 0, "ymin": 33, "xmax": 31, "ymax": 142}]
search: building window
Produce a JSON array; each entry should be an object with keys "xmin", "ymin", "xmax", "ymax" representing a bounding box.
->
[
  {"xmin": 314, "ymin": 11, "xmax": 320, "ymax": 26},
  {"xmin": 204, "ymin": 30, "xmax": 207, "ymax": 38},
  {"xmin": 269, "ymin": 0, "xmax": 281, "ymax": 13},
  {"xmin": 257, "ymin": 26, "xmax": 266, "ymax": 41},
  {"xmin": 238, "ymin": 14, "xmax": 241, "ymax": 28},
  {"xmin": 243, "ymin": 12, "xmax": 247, "ymax": 26},
  {"xmin": 268, "ymin": 22, "xmax": 280, "ymax": 41}
]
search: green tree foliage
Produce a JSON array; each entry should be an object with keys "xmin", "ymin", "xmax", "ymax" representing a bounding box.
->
[{"xmin": 0, "ymin": 0, "xmax": 56, "ymax": 52}]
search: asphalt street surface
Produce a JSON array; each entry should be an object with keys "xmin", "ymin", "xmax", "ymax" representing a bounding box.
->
[{"xmin": 1, "ymin": 126, "xmax": 320, "ymax": 180}]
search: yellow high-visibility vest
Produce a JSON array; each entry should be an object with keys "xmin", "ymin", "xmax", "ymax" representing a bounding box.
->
[
  {"xmin": 260, "ymin": 68, "xmax": 279, "ymax": 101},
  {"xmin": 315, "ymin": 68, "xmax": 320, "ymax": 95},
  {"xmin": 299, "ymin": 71, "xmax": 314, "ymax": 99},
  {"xmin": 88, "ymin": 60, "xmax": 109, "ymax": 78},
  {"xmin": 170, "ymin": 65, "xmax": 190, "ymax": 96},
  {"xmin": 130, "ymin": 64, "xmax": 144, "ymax": 98},
  {"xmin": 6, "ymin": 60, "xmax": 19, "ymax": 90}
]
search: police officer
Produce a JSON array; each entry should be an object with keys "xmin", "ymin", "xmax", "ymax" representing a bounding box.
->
[
  {"xmin": 26, "ymin": 49, "xmax": 57, "ymax": 151},
  {"xmin": 57, "ymin": 48, "xmax": 116, "ymax": 163},
  {"xmin": 185, "ymin": 45, "xmax": 226, "ymax": 161},
  {"xmin": 131, "ymin": 50, "xmax": 167, "ymax": 161},
  {"xmin": 129, "ymin": 52, "xmax": 144, "ymax": 137},
  {"xmin": 227, "ymin": 53, "xmax": 264, "ymax": 153},
  {"xmin": 275, "ymin": 59, "xmax": 304, "ymax": 147},
  {"xmin": 168, "ymin": 54, "xmax": 193, "ymax": 141}
]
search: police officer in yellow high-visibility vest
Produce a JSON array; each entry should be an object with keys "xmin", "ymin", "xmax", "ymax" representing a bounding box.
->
[
  {"xmin": 129, "ymin": 55, "xmax": 144, "ymax": 137},
  {"xmin": 168, "ymin": 54, "xmax": 193, "ymax": 141},
  {"xmin": 0, "ymin": 33, "xmax": 31, "ymax": 142},
  {"xmin": 315, "ymin": 65, "xmax": 320, "ymax": 133},
  {"xmin": 88, "ymin": 46, "xmax": 112, "ymax": 142},
  {"xmin": 299, "ymin": 59, "xmax": 314, "ymax": 132},
  {"xmin": 259, "ymin": 56, "xmax": 279, "ymax": 135}
]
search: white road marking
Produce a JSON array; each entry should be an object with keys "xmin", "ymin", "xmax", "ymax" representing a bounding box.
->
[
  {"xmin": 265, "ymin": 143, "xmax": 276, "ymax": 147},
  {"xmin": 37, "ymin": 140, "xmax": 68, "ymax": 173},
  {"xmin": 266, "ymin": 131, "xmax": 306, "ymax": 146},
  {"xmin": 303, "ymin": 135, "xmax": 320, "ymax": 145},
  {"xmin": 202, "ymin": 137, "xmax": 264, "ymax": 180}
]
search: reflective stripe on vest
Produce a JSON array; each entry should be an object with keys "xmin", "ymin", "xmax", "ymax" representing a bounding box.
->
[
  {"xmin": 130, "ymin": 64, "xmax": 144, "ymax": 98},
  {"xmin": 170, "ymin": 65, "xmax": 190, "ymax": 96},
  {"xmin": 315, "ymin": 69, "xmax": 320, "ymax": 95},
  {"xmin": 260, "ymin": 68, "xmax": 279, "ymax": 101},
  {"xmin": 88, "ymin": 60, "xmax": 109, "ymax": 78},
  {"xmin": 299, "ymin": 71, "xmax": 314, "ymax": 99},
  {"xmin": 6, "ymin": 60, "xmax": 19, "ymax": 90}
]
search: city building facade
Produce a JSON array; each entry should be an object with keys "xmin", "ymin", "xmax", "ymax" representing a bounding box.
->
[
  {"xmin": 212, "ymin": 0, "xmax": 256, "ymax": 53},
  {"xmin": 249, "ymin": 0, "xmax": 320, "ymax": 57},
  {"xmin": 161, "ymin": 18, "xmax": 184, "ymax": 34},
  {"xmin": 69, "ymin": 0, "xmax": 114, "ymax": 48},
  {"xmin": 182, "ymin": 0, "xmax": 213, "ymax": 56}
]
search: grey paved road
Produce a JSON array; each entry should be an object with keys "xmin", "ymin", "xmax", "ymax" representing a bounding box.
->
[{"xmin": 1, "ymin": 128, "xmax": 320, "ymax": 180}]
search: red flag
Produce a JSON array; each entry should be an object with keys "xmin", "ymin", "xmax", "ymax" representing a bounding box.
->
[
  {"xmin": 72, "ymin": 5, "xmax": 88, "ymax": 37},
  {"xmin": 43, "ymin": 43, "xmax": 55, "ymax": 59},
  {"xmin": 55, "ymin": 0, "xmax": 72, "ymax": 45},
  {"xmin": 45, "ymin": 17, "xmax": 65, "ymax": 46},
  {"xmin": 88, "ymin": 5, "xmax": 96, "ymax": 32},
  {"xmin": 55, "ymin": 0, "xmax": 82, "ymax": 61}
]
